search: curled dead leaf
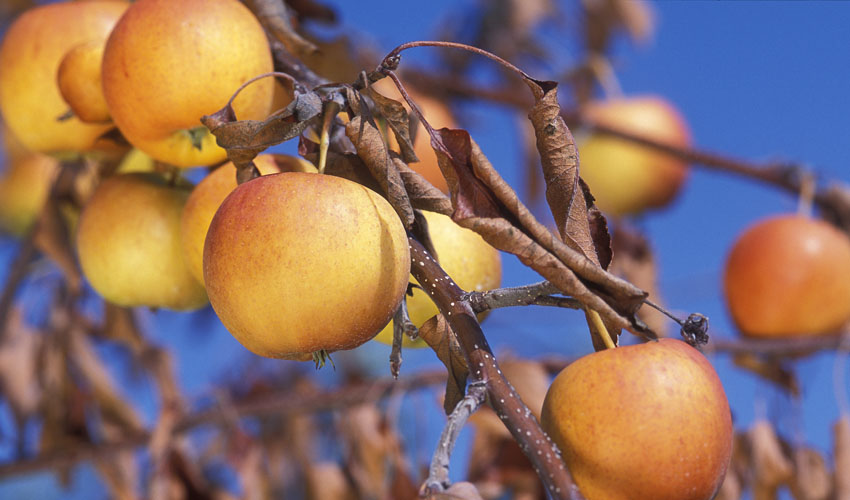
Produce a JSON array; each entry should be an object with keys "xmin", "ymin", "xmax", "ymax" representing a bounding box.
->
[
  {"xmin": 750, "ymin": 419, "xmax": 793, "ymax": 500},
  {"xmin": 419, "ymin": 314, "xmax": 469, "ymax": 414}
]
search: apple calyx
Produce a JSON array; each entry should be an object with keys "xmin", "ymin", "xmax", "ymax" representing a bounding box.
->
[{"xmin": 312, "ymin": 349, "xmax": 335, "ymax": 370}]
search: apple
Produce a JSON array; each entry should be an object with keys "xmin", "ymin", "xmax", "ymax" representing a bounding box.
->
[
  {"xmin": 101, "ymin": 0, "xmax": 274, "ymax": 168},
  {"xmin": 203, "ymin": 172, "xmax": 410, "ymax": 360},
  {"xmin": 0, "ymin": 152, "xmax": 58, "ymax": 236},
  {"xmin": 0, "ymin": 1, "xmax": 129, "ymax": 153},
  {"xmin": 372, "ymin": 210, "xmax": 501, "ymax": 348},
  {"xmin": 578, "ymin": 96, "xmax": 691, "ymax": 216},
  {"xmin": 723, "ymin": 214, "xmax": 850, "ymax": 337},
  {"xmin": 180, "ymin": 154, "xmax": 317, "ymax": 286},
  {"xmin": 57, "ymin": 39, "xmax": 111, "ymax": 124},
  {"xmin": 371, "ymin": 79, "xmax": 454, "ymax": 192},
  {"xmin": 541, "ymin": 339, "xmax": 732, "ymax": 500},
  {"xmin": 76, "ymin": 173, "xmax": 208, "ymax": 311}
]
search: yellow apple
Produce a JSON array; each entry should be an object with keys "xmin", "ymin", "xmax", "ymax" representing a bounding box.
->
[
  {"xmin": 541, "ymin": 339, "xmax": 732, "ymax": 500},
  {"xmin": 373, "ymin": 210, "xmax": 501, "ymax": 348},
  {"xmin": 724, "ymin": 214, "xmax": 850, "ymax": 337},
  {"xmin": 76, "ymin": 173, "xmax": 208, "ymax": 310},
  {"xmin": 203, "ymin": 172, "xmax": 410, "ymax": 360},
  {"xmin": 101, "ymin": 0, "xmax": 274, "ymax": 167},
  {"xmin": 578, "ymin": 96, "xmax": 690, "ymax": 216},
  {"xmin": 57, "ymin": 39, "xmax": 111, "ymax": 123},
  {"xmin": 0, "ymin": 152, "xmax": 58, "ymax": 236},
  {"xmin": 0, "ymin": 1, "xmax": 128, "ymax": 153},
  {"xmin": 181, "ymin": 154, "xmax": 317, "ymax": 286}
]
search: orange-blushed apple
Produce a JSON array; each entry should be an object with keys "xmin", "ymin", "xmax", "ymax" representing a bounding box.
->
[
  {"xmin": 57, "ymin": 39, "xmax": 111, "ymax": 124},
  {"xmin": 0, "ymin": 152, "xmax": 58, "ymax": 236},
  {"xmin": 373, "ymin": 210, "xmax": 501, "ymax": 348},
  {"xmin": 0, "ymin": 1, "xmax": 128, "ymax": 153},
  {"xmin": 541, "ymin": 339, "xmax": 732, "ymax": 500},
  {"xmin": 724, "ymin": 214, "xmax": 850, "ymax": 337},
  {"xmin": 203, "ymin": 172, "xmax": 410, "ymax": 360},
  {"xmin": 76, "ymin": 173, "xmax": 208, "ymax": 311},
  {"xmin": 578, "ymin": 95, "xmax": 690, "ymax": 216},
  {"xmin": 181, "ymin": 154, "xmax": 317, "ymax": 286},
  {"xmin": 101, "ymin": 0, "xmax": 274, "ymax": 168},
  {"xmin": 372, "ymin": 79, "xmax": 454, "ymax": 192}
]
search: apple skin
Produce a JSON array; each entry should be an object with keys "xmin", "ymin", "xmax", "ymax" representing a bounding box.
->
[
  {"xmin": 180, "ymin": 154, "xmax": 317, "ymax": 286},
  {"xmin": 101, "ymin": 0, "xmax": 274, "ymax": 167},
  {"xmin": 724, "ymin": 214, "xmax": 850, "ymax": 337},
  {"xmin": 373, "ymin": 210, "xmax": 501, "ymax": 348},
  {"xmin": 203, "ymin": 172, "xmax": 411, "ymax": 360},
  {"xmin": 57, "ymin": 39, "xmax": 111, "ymax": 124},
  {"xmin": 0, "ymin": 152, "xmax": 58, "ymax": 236},
  {"xmin": 578, "ymin": 96, "xmax": 690, "ymax": 216},
  {"xmin": 0, "ymin": 1, "xmax": 128, "ymax": 153},
  {"xmin": 76, "ymin": 173, "xmax": 208, "ymax": 311},
  {"xmin": 541, "ymin": 339, "xmax": 732, "ymax": 500}
]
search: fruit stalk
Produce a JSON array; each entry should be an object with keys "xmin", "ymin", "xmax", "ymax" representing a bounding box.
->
[{"xmin": 408, "ymin": 237, "xmax": 580, "ymax": 499}]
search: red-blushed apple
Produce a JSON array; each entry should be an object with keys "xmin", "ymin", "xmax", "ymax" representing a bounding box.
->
[
  {"xmin": 541, "ymin": 339, "xmax": 732, "ymax": 500},
  {"xmin": 203, "ymin": 172, "xmax": 410, "ymax": 360},
  {"xmin": 578, "ymin": 95, "xmax": 690, "ymax": 216},
  {"xmin": 0, "ymin": 1, "xmax": 128, "ymax": 153},
  {"xmin": 180, "ymin": 154, "xmax": 317, "ymax": 286},
  {"xmin": 372, "ymin": 210, "xmax": 501, "ymax": 348},
  {"xmin": 76, "ymin": 173, "xmax": 208, "ymax": 311},
  {"xmin": 724, "ymin": 214, "xmax": 850, "ymax": 337},
  {"xmin": 101, "ymin": 0, "xmax": 274, "ymax": 167}
]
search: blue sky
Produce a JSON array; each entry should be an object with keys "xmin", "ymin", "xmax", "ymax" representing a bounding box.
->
[{"xmin": 2, "ymin": 1, "xmax": 850, "ymax": 498}]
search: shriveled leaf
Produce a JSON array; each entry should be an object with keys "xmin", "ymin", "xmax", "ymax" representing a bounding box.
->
[
  {"xmin": 526, "ymin": 79, "xmax": 605, "ymax": 266},
  {"xmin": 424, "ymin": 481, "xmax": 485, "ymax": 500},
  {"xmin": 508, "ymin": 0, "xmax": 553, "ymax": 35},
  {"xmin": 345, "ymin": 115, "xmax": 414, "ymax": 228},
  {"xmin": 0, "ymin": 308, "xmax": 42, "ymax": 420},
  {"xmin": 609, "ymin": 225, "xmax": 668, "ymax": 336},
  {"xmin": 833, "ymin": 415, "xmax": 850, "ymax": 498},
  {"xmin": 612, "ymin": 0, "xmax": 655, "ymax": 43},
  {"xmin": 244, "ymin": 0, "xmax": 317, "ymax": 57},
  {"xmin": 202, "ymin": 90, "xmax": 322, "ymax": 175},
  {"xmin": 419, "ymin": 314, "xmax": 469, "ymax": 414},
  {"xmin": 431, "ymin": 128, "xmax": 644, "ymax": 343},
  {"xmin": 733, "ymin": 354, "xmax": 799, "ymax": 396},
  {"xmin": 714, "ymin": 469, "xmax": 742, "ymax": 500},
  {"xmin": 68, "ymin": 325, "xmax": 143, "ymax": 433},
  {"xmin": 363, "ymin": 86, "xmax": 418, "ymax": 164},
  {"xmin": 33, "ymin": 198, "xmax": 81, "ymax": 293},
  {"xmin": 750, "ymin": 419, "xmax": 793, "ymax": 500},
  {"xmin": 306, "ymin": 462, "xmax": 356, "ymax": 500},
  {"xmin": 789, "ymin": 446, "xmax": 831, "ymax": 500},
  {"xmin": 101, "ymin": 304, "xmax": 145, "ymax": 355},
  {"xmin": 395, "ymin": 156, "xmax": 452, "ymax": 215}
]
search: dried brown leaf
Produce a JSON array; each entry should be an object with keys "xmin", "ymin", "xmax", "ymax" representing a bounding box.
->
[
  {"xmin": 733, "ymin": 354, "xmax": 799, "ymax": 396},
  {"xmin": 714, "ymin": 469, "xmax": 742, "ymax": 500},
  {"xmin": 305, "ymin": 462, "xmax": 356, "ymax": 500},
  {"xmin": 613, "ymin": 0, "xmax": 655, "ymax": 43},
  {"xmin": 345, "ymin": 115, "xmax": 414, "ymax": 228},
  {"xmin": 425, "ymin": 481, "xmax": 485, "ymax": 500},
  {"xmin": 833, "ymin": 415, "xmax": 850, "ymax": 498},
  {"xmin": 609, "ymin": 225, "xmax": 668, "ymax": 336},
  {"xmin": 202, "ymin": 90, "xmax": 321, "ymax": 175},
  {"xmin": 789, "ymin": 446, "xmax": 831, "ymax": 500},
  {"xmin": 431, "ymin": 129, "xmax": 643, "ymax": 344},
  {"xmin": 525, "ymin": 79, "xmax": 602, "ymax": 266},
  {"xmin": 102, "ymin": 304, "xmax": 145, "ymax": 354},
  {"xmin": 508, "ymin": 0, "xmax": 553, "ymax": 35},
  {"xmin": 395, "ymin": 156, "xmax": 452, "ymax": 215},
  {"xmin": 419, "ymin": 314, "xmax": 469, "ymax": 414},
  {"xmin": 244, "ymin": 0, "xmax": 317, "ymax": 57},
  {"xmin": 33, "ymin": 198, "xmax": 81, "ymax": 292},
  {"xmin": 0, "ymin": 309, "xmax": 42, "ymax": 420},
  {"xmin": 364, "ymin": 86, "xmax": 418, "ymax": 164},
  {"xmin": 750, "ymin": 419, "xmax": 794, "ymax": 500}
]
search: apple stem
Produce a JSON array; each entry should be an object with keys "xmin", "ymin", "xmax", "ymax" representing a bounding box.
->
[
  {"xmin": 421, "ymin": 381, "xmax": 486, "ymax": 495},
  {"xmin": 588, "ymin": 308, "xmax": 616, "ymax": 349},
  {"xmin": 798, "ymin": 170, "xmax": 815, "ymax": 218}
]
